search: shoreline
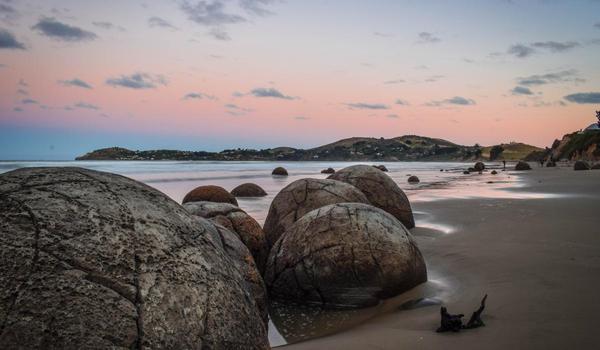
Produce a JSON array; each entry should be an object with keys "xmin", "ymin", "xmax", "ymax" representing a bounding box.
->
[{"xmin": 281, "ymin": 167, "xmax": 600, "ymax": 349}]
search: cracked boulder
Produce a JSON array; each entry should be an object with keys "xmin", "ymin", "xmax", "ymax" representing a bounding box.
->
[
  {"xmin": 184, "ymin": 201, "xmax": 269, "ymax": 274},
  {"xmin": 0, "ymin": 167, "xmax": 269, "ymax": 349},
  {"xmin": 209, "ymin": 222, "xmax": 269, "ymax": 325},
  {"xmin": 328, "ymin": 165, "xmax": 415, "ymax": 229},
  {"xmin": 182, "ymin": 185, "xmax": 238, "ymax": 206},
  {"xmin": 264, "ymin": 203, "xmax": 427, "ymax": 308},
  {"xmin": 263, "ymin": 178, "xmax": 370, "ymax": 249}
]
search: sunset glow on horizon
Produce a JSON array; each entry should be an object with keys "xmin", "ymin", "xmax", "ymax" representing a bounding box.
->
[{"xmin": 1, "ymin": 0, "xmax": 600, "ymax": 159}]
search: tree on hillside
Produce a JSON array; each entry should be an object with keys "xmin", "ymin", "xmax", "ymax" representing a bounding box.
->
[{"xmin": 489, "ymin": 145, "xmax": 504, "ymax": 160}]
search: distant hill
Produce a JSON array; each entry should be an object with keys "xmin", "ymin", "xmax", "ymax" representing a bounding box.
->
[
  {"xmin": 480, "ymin": 143, "xmax": 544, "ymax": 161},
  {"xmin": 76, "ymin": 135, "xmax": 542, "ymax": 162}
]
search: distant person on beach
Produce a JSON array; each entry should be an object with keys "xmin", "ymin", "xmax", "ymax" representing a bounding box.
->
[
  {"xmin": 503, "ymin": 160, "xmax": 506, "ymax": 170},
  {"xmin": 540, "ymin": 159, "xmax": 544, "ymax": 167}
]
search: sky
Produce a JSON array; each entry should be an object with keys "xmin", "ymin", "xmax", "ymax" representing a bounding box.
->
[{"xmin": 1, "ymin": 0, "xmax": 599, "ymax": 160}]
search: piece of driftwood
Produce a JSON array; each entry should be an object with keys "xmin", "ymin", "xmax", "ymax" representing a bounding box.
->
[
  {"xmin": 436, "ymin": 294, "xmax": 487, "ymax": 333},
  {"xmin": 464, "ymin": 294, "xmax": 487, "ymax": 329},
  {"xmin": 436, "ymin": 307, "xmax": 464, "ymax": 332}
]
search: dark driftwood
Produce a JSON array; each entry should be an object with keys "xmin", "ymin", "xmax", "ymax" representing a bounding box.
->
[
  {"xmin": 436, "ymin": 294, "xmax": 487, "ymax": 333},
  {"xmin": 436, "ymin": 307, "xmax": 464, "ymax": 332},
  {"xmin": 464, "ymin": 294, "xmax": 487, "ymax": 329}
]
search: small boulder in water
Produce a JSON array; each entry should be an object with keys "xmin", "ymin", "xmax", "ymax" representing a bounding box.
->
[
  {"xmin": 272, "ymin": 167, "xmax": 288, "ymax": 176},
  {"xmin": 408, "ymin": 175, "xmax": 420, "ymax": 183},
  {"xmin": 574, "ymin": 160, "xmax": 590, "ymax": 171},
  {"xmin": 463, "ymin": 170, "xmax": 470, "ymax": 175},
  {"xmin": 231, "ymin": 183, "xmax": 267, "ymax": 197},
  {"xmin": 474, "ymin": 162, "xmax": 485, "ymax": 172},
  {"xmin": 321, "ymin": 167, "xmax": 335, "ymax": 174},
  {"xmin": 183, "ymin": 185, "xmax": 238, "ymax": 205},
  {"xmin": 515, "ymin": 161, "xmax": 532, "ymax": 171}
]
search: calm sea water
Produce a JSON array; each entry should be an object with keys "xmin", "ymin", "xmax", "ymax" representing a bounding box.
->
[
  {"xmin": 0, "ymin": 160, "xmax": 538, "ymax": 346},
  {"xmin": 0, "ymin": 160, "xmax": 525, "ymax": 224}
]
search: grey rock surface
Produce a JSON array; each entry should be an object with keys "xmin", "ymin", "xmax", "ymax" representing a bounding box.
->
[
  {"xmin": 264, "ymin": 203, "xmax": 427, "ymax": 308},
  {"xmin": 328, "ymin": 165, "xmax": 415, "ymax": 229},
  {"xmin": 0, "ymin": 167, "xmax": 269, "ymax": 350},
  {"xmin": 184, "ymin": 201, "xmax": 269, "ymax": 274},
  {"xmin": 263, "ymin": 178, "xmax": 369, "ymax": 249}
]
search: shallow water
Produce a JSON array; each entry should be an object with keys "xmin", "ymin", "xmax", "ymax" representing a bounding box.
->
[{"xmin": 0, "ymin": 160, "xmax": 552, "ymax": 346}]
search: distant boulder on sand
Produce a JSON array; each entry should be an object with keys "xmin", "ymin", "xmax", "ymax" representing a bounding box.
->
[
  {"xmin": 263, "ymin": 178, "xmax": 369, "ymax": 248},
  {"xmin": 474, "ymin": 162, "xmax": 485, "ymax": 171},
  {"xmin": 183, "ymin": 185, "xmax": 238, "ymax": 205},
  {"xmin": 264, "ymin": 203, "xmax": 427, "ymax": 308},
  {"xmin": 463, "ymin": 170, "xmax": 470, "ymax": 174},
  {"xmin": 408, "ymin": 175, "xmax": 420, "ymax": 183},
  {"xmin": 231, "ymin": 183, "xmax": 267, "ymax": 197},
  {"xmin": 321, "ymin": 167, "xmax": 335, "ymax": 174},
  {"xmin": 329, "ymin": 165, "xmax": 415, "ymax": 229},
  {"xmin": 515, "ymin": 161, "xmax": 532, "ymax": 171},
  {"xmin": 184, "ymin": 201, "xmax": 269, "ymax": 274},
  {"xmin": 272, "ymin": 166, "xmax": 288, "ymax": 176},
  {"xmin": 491, "ymin": 170, "xmax": 498, "ymax": 175},
  {"xmin": 574, "ymin": 160, "xmax": 591, "ymax": 171},
  {"xmin": 0, "ymin": 167, "xmax": 269, "ymax": 349}
]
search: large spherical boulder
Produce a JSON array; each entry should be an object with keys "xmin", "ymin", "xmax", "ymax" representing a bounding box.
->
[
  {"xmin": 321, "ymin": 167, "xmax": 335, "ymax": 174},
  {"xmin": 474, "ymin": 162, "xmax": 485, "ymax": 172},
  {"xmin": 328, "ymin": 165, "xmax": 415, "ymax": 229},
  {"xmin": 574, "ymin": 160, "xmax": 590, "ymax": 171},
  {"xmin": 272, "ymin": 167, "xmax": 288, "ymax": 176},
  {"xmin": 263, "ymin": 178, "xmax": 369, "ymax": 248},
  {"xmin": 407, "ymin": 175, "xmax": 420, "ymax": 184},
  {"xmin": 184, "ymin": 201, "xmax": 269, "ymax": 274},
  {"xmin": 0, "ymin": 167, "xmax": 268, "ymax": 349},
  {"xmin": 182, "ymin": 185, "xmax": 238, "ymax": 205},
  {"xmin": 231, "ymin": 183, "xmax": 267, "ymax": 197},
  {"xmin": 209, "ymin": 222, "xmax": 268, "ymax": 324},
  {"xmin": 515, "ymin": 161, "xmax": 532, "ymax": 171},
  {"xmin": 265, "ymin": 203, "xmax": 427, "ymax": 308}
]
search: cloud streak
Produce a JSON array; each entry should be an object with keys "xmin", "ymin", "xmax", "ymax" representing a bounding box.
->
[
  {"xmin": 59, "ymin": 78, "xmax": 93, "ymax": 89},
  {"xmin": 181, "ymin": 1, "xmax": 245, "ymax": 26},
  {"xmin": 148, "ymin": 17, "xmax": 178, "ymax": 30},
  {"xmin": 32, "ymin": 17, "xmax": 97, "ymax": 42},
  {"xmin": 345, "ymin": 102, "xmax": 390, "ymax": 110},
  {"xmin": 0, "ymin": 28, "xmax": 25, "ymax": 49},
  {"xmin": 250, "ymin": 87, "xmax": 295, "ymax": 99},
  {"xmin": 511, "ymin": 86, "xmax": 533, "ymax": 95},
  {"xmin": 563, "ymin": 92, "xmax": 600, "ymax": 104},
  {"xmin": 426, "ymin": 96, "xmax": 476, "ymax": 106},
  {"xmin": 106, "ymin": 73, "xmax": 167, "ymax": 89},
  {"xmin": 516, "ymin": 69, "xmax": 584, "ymax": 86},
  {"xmin": 417, "ymin": 32, "xmax": 441, "ymax": 43},
  {"xmin": 507, "ymin": 41, "xmax": 580, "ymax": 58}
]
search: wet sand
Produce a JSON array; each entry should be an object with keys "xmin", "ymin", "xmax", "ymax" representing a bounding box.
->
[{"xmin": 283, "ymin": 167, "xmax": 600, "ymax": 349}]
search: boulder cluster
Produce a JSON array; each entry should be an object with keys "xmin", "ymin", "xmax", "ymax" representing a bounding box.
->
[{"xmin": 0, "ymin": 165, "xmax": 427, "ymax": 348}]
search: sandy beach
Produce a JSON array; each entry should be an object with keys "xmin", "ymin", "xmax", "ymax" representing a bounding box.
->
[{"xmin": 283, "ymin": 167, "xmax": 600, "ymax": 349}]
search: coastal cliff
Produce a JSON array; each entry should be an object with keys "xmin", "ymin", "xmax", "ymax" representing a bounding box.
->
[{"xmin": 76, "ymin": 135, "xmax": 542, "ymax": 162}]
